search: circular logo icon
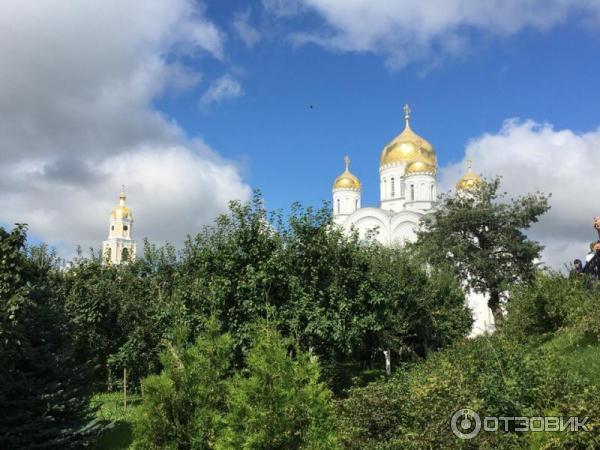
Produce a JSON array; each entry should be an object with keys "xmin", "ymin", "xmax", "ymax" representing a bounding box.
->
[{"xmin": 451, "ymin": 408, "xmax": 481, "ymax": 440}]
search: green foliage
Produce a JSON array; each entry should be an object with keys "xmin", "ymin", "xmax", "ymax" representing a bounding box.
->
[
  {"xmin": 0, "ymin": 225, "xmax": 99, "ymax": 448},
  {"xmin": 415, "ymin": 177, "xmax": 550, "ymax": 322},
  {"xmin": 176, "ymin": 192, "xmax": 471, "ymax": 388},
  {"xmin": 132, "ymin": 316, "xmax": 233, "ymax": 450},
  {"xmin": 217, "ymin": 322, "xmax": 340, "ymax": 449},
  {"xmin": 502, "ymin": 272, "xmax": 600, "ymax": 340},
  {"xmin": 133, "ymin": 319, "xmax": 338, "ymax": 449},
  {"xmin": 338, "ymin": 273, "xmax": 600, "ymax": 449},
  {"xmin": 64, "ymin": 239, "xmax": 179, "ymax": 388},
  {"xmin": 54, "ymin": 192, "xmax": 470, "ymax": 395},
  {"xmin": 338, "ymin": 335, "xmax": 540, "ymax": 449}
]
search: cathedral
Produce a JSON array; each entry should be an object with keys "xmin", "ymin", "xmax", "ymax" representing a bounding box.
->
[
  {"xmin": 331, "ymin": 104, "xmax": 495, "ymax": 335},
  {"xmin": 99, "ymin": 106, "xmax": 494, "ymax": 335},
  {"xmin": 332, "ymin": 105, "xmax": 437, "ymax": 244}
]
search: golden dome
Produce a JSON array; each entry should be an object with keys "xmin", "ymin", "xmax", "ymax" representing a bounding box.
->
[
  {"xmin": 456, "ymin": 160, "xmax": 482, "ymax": 191},
  {"xmin": 380, "ymin": 104, "xmax": 437, "ymax": 168},
  {"xmin": 111, "ymin": 189, "xmax": 133, "ymax": 219},
  {"xmin": 405, "ymin": 153, "xmax": 436, "ymax": 175},
  {"xmin": 333, "ymin": 155, "xmax": 361, "ymax": 190}
]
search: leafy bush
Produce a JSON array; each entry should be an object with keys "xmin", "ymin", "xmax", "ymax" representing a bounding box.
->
[
  {"xmin": 337, "ymin": 335, "xmax": 540, "ymax": 449},
  {"xmin": 502, "ymin": 272, "xmax": 600, "ymax": 340},
  {"xmin": 338, "ymin": 272, "xmax": 600, "ymax": 449}
]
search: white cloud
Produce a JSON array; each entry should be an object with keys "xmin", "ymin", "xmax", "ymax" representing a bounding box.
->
[
  {"xmin": 200, "ymin": 74, "xmax": 243, "ymax": 106},
  {"xmin": 438, "ymin": 119, "xmax": 600, "ymax": 269},
  {"xmin": 0, "ymin": 146, "xmax": 250, "ymax": 253},
  {"xmin": 0, "ymin": 0, "xmax": 251, "ymax": 256},
  {"xmin": 265, "ymin": 0, "xmax": 600, "ymax": 68},
  {"xmin": 234, "ymin": 9, "xmax": 262, "ymax": 48}
]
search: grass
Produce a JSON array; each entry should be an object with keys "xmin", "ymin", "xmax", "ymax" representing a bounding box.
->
[{"xmin": 92, "ymin": 392, "xmax": 140, "ymax": 449}]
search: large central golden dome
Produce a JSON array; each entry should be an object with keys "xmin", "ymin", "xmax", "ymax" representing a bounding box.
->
[{"xmin": 379, "ymin": 104, "xmax": 437, "ymax": 169}]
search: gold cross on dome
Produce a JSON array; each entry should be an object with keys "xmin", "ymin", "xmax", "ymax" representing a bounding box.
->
[
  {"xmin": 403, "ymin": 104, "xmax": 411, "ymax": 121},
  {"xmin": 467, "ymin": 159, "xmax": 473, "ymax": 170},
  {"xmin": 344, "ymin": 155, "xmax": 350, "ymax": 171}
]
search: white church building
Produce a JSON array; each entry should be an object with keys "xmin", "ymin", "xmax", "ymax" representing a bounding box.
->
[{"xmin": 331, "ymin": 105, "xmax": 495, "ymax": 336}]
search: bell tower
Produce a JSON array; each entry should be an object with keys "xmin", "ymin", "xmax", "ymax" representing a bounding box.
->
[{"xmin": 102, "ymin": 187, "xmax": 136, "ymax": 264}]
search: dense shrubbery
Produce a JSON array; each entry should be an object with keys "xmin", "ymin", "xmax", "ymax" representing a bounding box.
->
[
  {"xmin": 59, "ymin": 193, "xmax": 471, "ymax": 391},
  {"xmin": 338, "ymin": 272, "xmax": 600, "ymax": 449},
  {"xmin": 502, "ymin": 272, "xmax": 600, "ymax": 340},
  {"xmin": 0, "ymin": 193, "xmax": 473, "ymax": 447},
  {"xmin": 174, "ymin": 195, "xmax": 471, "ymax": 378},
  {"xmin": 7, "ymin": 187, "xmax": 600, "ymax": 449}
]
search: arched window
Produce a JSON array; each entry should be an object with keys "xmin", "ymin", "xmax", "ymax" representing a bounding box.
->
[
  {"xmin": 410, "ymin": 184, "xmax": 415, "ymax": 201},
  {"xmin": 336, "ymin": 199, "xmax": 340, "ymax": 214},
  {"xmin": 430, "ymin": 184, "xmax": 435, "ymax": 200},
  {"xmin": 391, "ymin": 177, "xmax": 395, "ymax": 197},
  {"xmin": 355, "ymin": 199, "xmax": 358, "ymax": 209},
  {"xmin": 123, "ymin": 225, "xmax": 128, "ymax": 231},
  {"xmin": 383, "ymin": 178, "xmax": 387, "ymax": 198},
  {"xmin": 400, "ymin": 180, "xmax": 405, "ymax": 198}
]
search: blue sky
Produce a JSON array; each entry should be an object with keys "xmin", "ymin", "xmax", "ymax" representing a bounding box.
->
[
  {"xmin": 1, "ymin": 0, "xmax": 600, "ymax": 266},
  {"xmin": 159, "ymin": 5, "xmax": 600, "ymax": 210}
]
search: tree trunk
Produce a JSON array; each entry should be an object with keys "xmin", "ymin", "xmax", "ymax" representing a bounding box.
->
[{"xmin": 488, "ymin": 290, "xmax": 503, "ymax": 325}]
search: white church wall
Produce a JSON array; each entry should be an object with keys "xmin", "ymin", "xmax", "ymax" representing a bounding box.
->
[{"xmin": 466, "ymin": 290, "xmax": 495, "ymax": 337}]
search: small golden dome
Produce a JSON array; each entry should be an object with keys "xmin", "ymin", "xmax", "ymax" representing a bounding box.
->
[
  {"xmin": 380, "ymin": 104, "xmax": 437, "ymax": 167},
  {"xmin": 333, "ymin": 155, "xmax": 361, "ymax": 190},
  {"xmin": 456, "ymin": 160, "xmax": 482, "ymax": 191},
  {"xmin": 111, "ymin": 188, "xmax": 133, "ymax": 219}
]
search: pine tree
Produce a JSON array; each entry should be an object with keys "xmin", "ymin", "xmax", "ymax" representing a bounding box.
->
[
  {"xmin": 132, "ymin": 316, "xmax": 233, "ymax": 449},
  {"xmin": 217, "ymin": 322, "xmax": 339, "ymax": 449},
  {"xmin": 0, "ymin": 225, "xmax": 98, "ymax": 449}
]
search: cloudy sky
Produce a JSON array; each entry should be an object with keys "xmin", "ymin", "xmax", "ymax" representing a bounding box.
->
[{"xmin": 1, "ymin": 0, "xmax": 599, "ymax": 267}]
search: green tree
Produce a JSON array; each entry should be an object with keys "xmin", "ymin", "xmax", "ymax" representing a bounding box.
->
[
  {"xmin": 176, "ymin": 192, "xmax": 286, "ymax": 365},
  {"xmin": 177, "ymin": 192, "xmax": 471, "ymax": 385},
  {"xmin": 217, "ymin": 322, "xmax": 339, "ymax": 450},
  {"xmin": 415, "ymin": 177, "xmax": 550, "ymax": 323},
  {"xmin": 132, "ymin": 316, "xmax": 233, "ymax": 450},
  {"xmin": 64, "ymin": 239, "xmax": 178, "ymax": 388},
  {"xmin": 0, "ymin": 225, "xmax": 98, "ymax": 448}
]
